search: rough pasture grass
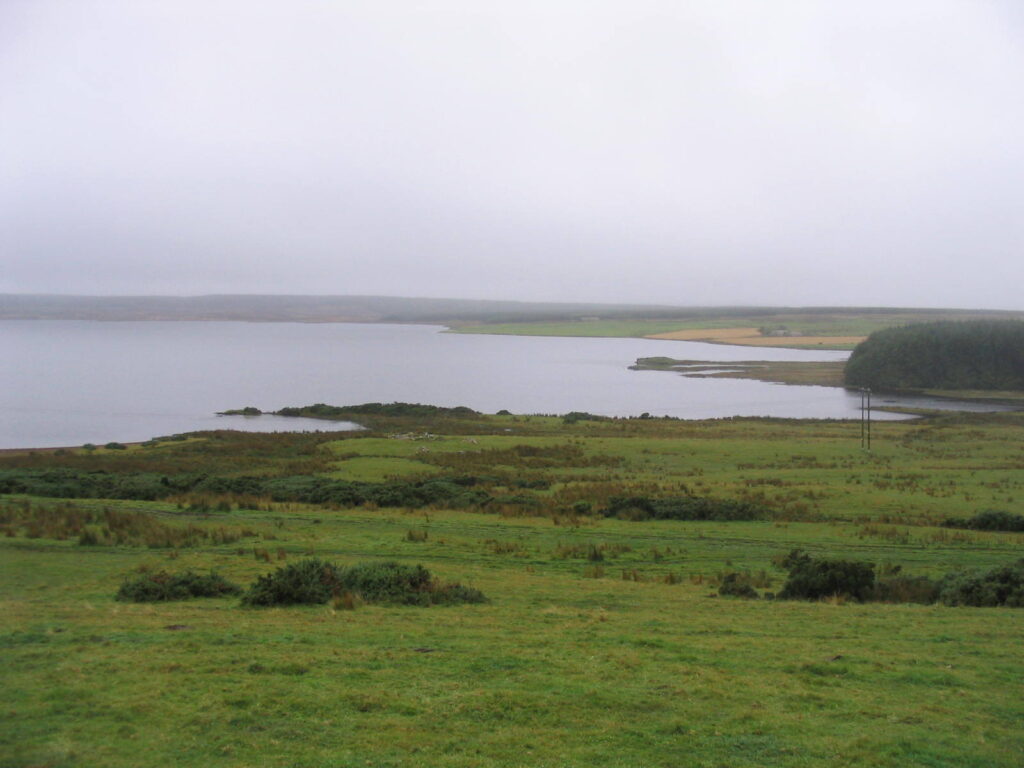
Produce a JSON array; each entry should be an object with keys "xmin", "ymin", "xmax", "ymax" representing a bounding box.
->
[
  {"xmin": 2, "ymin": 513, "xmax": 1022, "ymax": 768},
  {"xmin": 316, "ymin": 413, "xmax": 1024, "ymax": 525},
  {"xmin": 3, "ymin": 411, "xmax": 1024, "ymax": 766},
  {"xmin": 446, "ymin": 311, "xmax": 1024, "ymax": 348},
  {"xmin": 325, "ymin": 455, "xmax": 436, "ymax": 482}
]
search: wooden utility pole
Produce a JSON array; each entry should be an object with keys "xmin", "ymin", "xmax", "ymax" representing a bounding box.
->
[{"xmin": 860, "ymin": 388, "xmax": 871, "ymax": 450}]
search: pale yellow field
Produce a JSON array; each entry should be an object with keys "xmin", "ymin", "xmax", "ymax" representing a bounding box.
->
[{"xmin": 645, "ymin": 326, "xmax": 866, "ymax": 348}]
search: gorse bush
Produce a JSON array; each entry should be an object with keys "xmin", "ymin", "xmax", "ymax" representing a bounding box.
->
[
  {"xmin": 241, "ymin": 558, "xmax": 341, "ymax": 606},
  {"xmin": 937, "ymin": 560, "xmax": 1024, "ymax": 607},
  {"xmin": 116, "ymin": 570, "xmax": 241, "ymax": 602},
  {"xmin": 337, "ymin": 561, "xmax": 432, "ymax": 603},
  {"xmin": 601, "ymin": 495, "xmax": 765, "ymax": 522},
  {"xmin": 944, "ymin": 510, "xmax": 1024, "ymax": 532},
  {"xmin": 241, "ymin": 558, "xmax": 487, "ymax": 607},
  {"xmin": 718, "ymin": 572, "xmax": 760, "ymax": 599},
  {"xmin": 773, "ymin": 551, "xmax": 1024, "ymax": 607},
  {"xmin": 777, "ymin": 550, "xmax": 876, "ymax": 602},
  {"xmin": 337, "ymin": 561, "xmax": 487, "ymax": 606}
]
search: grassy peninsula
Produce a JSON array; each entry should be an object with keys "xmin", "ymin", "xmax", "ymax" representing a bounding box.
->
[{"xmin": 3, "ymin": 406, "xmax": 1024, "ymax": 767}]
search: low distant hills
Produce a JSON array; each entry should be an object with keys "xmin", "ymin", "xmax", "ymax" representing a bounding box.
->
[
  {"xmin": 2, "ymin": 294, "xmax": 1021, "ymax": 327},
  {"xmin": 0, "ymin": 294, "xmax": 702, "ymax": 323}
]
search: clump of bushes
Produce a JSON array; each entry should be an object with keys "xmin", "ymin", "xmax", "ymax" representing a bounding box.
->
[
  {"xmin": 944, "ymin": 510, "xmax": 1024, "ymax": 533},
  {"xmin": 937, "ymin": 560, "xmax": 1024, "ymax": 607},
  {"xmin": 241, "ymin": 558, "xmax": 340, "ymax": 606},
  {"xmin": 773, "ymin": 550, "xmax": 1024, "ymax": 607},
  {"xmin": 718, "ymin": 572, "xmax": 759, "ymax": 599},
  {"xmin": 777, "ymin": 550, "xmax": 876, "ymax": 602},
  {"xmin": 116, "ymin": 569, "xmax": 241, "ymax": 602},
  {"xmin": 602, "ymin": 495, "xmax": 765, "ymax": 522},
  {"xmin": 275, "ymin": 402, "xmax": 479, "ymax": 419},
  {"xmin": 241, "ymin": 558, "xmax": 487, "ymax": 607},
  {"xmin": 562, "ymin": 411, "xmax": 609, "ymax": 424}
]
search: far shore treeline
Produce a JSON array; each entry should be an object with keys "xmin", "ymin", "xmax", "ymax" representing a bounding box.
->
[{"xmin": 844, "ymin": 320, "xmax": 1024, "ymax": 392}]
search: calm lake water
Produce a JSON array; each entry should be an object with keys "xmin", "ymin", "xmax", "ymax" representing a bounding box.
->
[{"xmin": 0, "ymin": 321, "xmax": 1010, "ymax": 448}]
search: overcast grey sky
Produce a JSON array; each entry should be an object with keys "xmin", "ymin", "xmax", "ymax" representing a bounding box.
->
[{"xmin": 2, "ymin": 1, "xmax": 1022, "ymax": 308}]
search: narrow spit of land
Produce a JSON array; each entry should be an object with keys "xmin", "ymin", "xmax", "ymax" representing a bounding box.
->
[
  {"xmin": 2, "ymin": 406, "xmax": 1024, "ymax": 767},
  {"xmin": 630, "ymin": 357, "xmax": 848, "ymax": 387}
]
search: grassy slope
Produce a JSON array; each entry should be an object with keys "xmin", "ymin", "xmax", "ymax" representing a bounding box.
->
[{"xmin": 2, "ymin": 412, "xmax": 1024, "ymax": 767}]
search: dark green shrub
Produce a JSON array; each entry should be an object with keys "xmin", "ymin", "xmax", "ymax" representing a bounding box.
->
[
  {"xmin": 572, "ymin": 500, "xmax": 593, "ymax": 515},
  {"xmin": 104, "ymin": 442, "xmax": 127, "ymax": 450},
  {"xmin": 937, "ymin": 560, "xmax": 1024, "ymax": 607},
  {"xmin": 336, "ymin": 561, "xmax": 487, "ymax": 606},
  {"xmin": 241, "ymin": 558, "xmax": 341, "ymax": 606},
  {"xmin": 116, "ymin": 570, "xmax": 241, "ymax": 602},
  {"xmin": 562, "ymin": 411, "xmax": 608, "ymax": 424},
  {"xmin": 602, "ymin": 495, "xmax": 764, "ymax": 522},
  {"xmin": 718, "ymin": 572, "xmax": 759, "ymax": 599},
  {"xmin": 777, "ymin": 550, "xmax": 875, "ymax": 602},
  {"xmin": 337, "ymin": 561, "xmax": 431, "ymax": 604},
  {"xmin": 944, "ymin": 510, "xmax": 1024, "ymax": 532},
  {"xmin": 242, "ymin": 558, "xmax": 487, "ymax": 607}
]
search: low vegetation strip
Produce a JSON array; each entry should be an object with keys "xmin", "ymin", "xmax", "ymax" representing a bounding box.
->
[
  {"xmin": 601, "ymin": 495, "xmax": 767, "ymax": 522},
  {"xmin": 276, "ymin": 402, "xmax": 480, "ymax": 419},
  {"xmin": 719, "ymin": 549, "xmax": 1024, "ymax": 607},
  {"xmin": 0, "ymin": 468, "xmax": 493, "ymax": 510},
  {"xmin": 944, "ymin": 509, "xmax": 1024, "ymax": 532},
  {"xmin": 631, "ymin": 357, "xmax": 847, "ymax": 387},
  {"xmin": 116, "ymin": 569, "xmax": 241, "ymax": 602},
  {"xmin": 241, "ymin": 558, "xmax": 486, "ymax": 607}
]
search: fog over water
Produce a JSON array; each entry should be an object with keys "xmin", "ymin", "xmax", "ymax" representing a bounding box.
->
[
  {"xmin": 0, "ymin": 322, "xmax": 1009, "ymax": 449},
  {"xmin": 2, "ymin": 2, "xmax": 1022, "ymax": 309}
]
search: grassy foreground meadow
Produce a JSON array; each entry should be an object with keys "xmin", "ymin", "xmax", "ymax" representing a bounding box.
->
[{"xmin": 2, "ymin": 408, "xmax": 1023, "ymax": 767}]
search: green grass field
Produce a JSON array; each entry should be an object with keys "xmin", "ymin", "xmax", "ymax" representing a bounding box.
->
[
  {"xmin": 446, "ymin": 310, "xmax": 1024, "ymax": 343},
  {"xmin": 2, "ymin": 410, "xmax": 1023, "ymax": 767}
]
